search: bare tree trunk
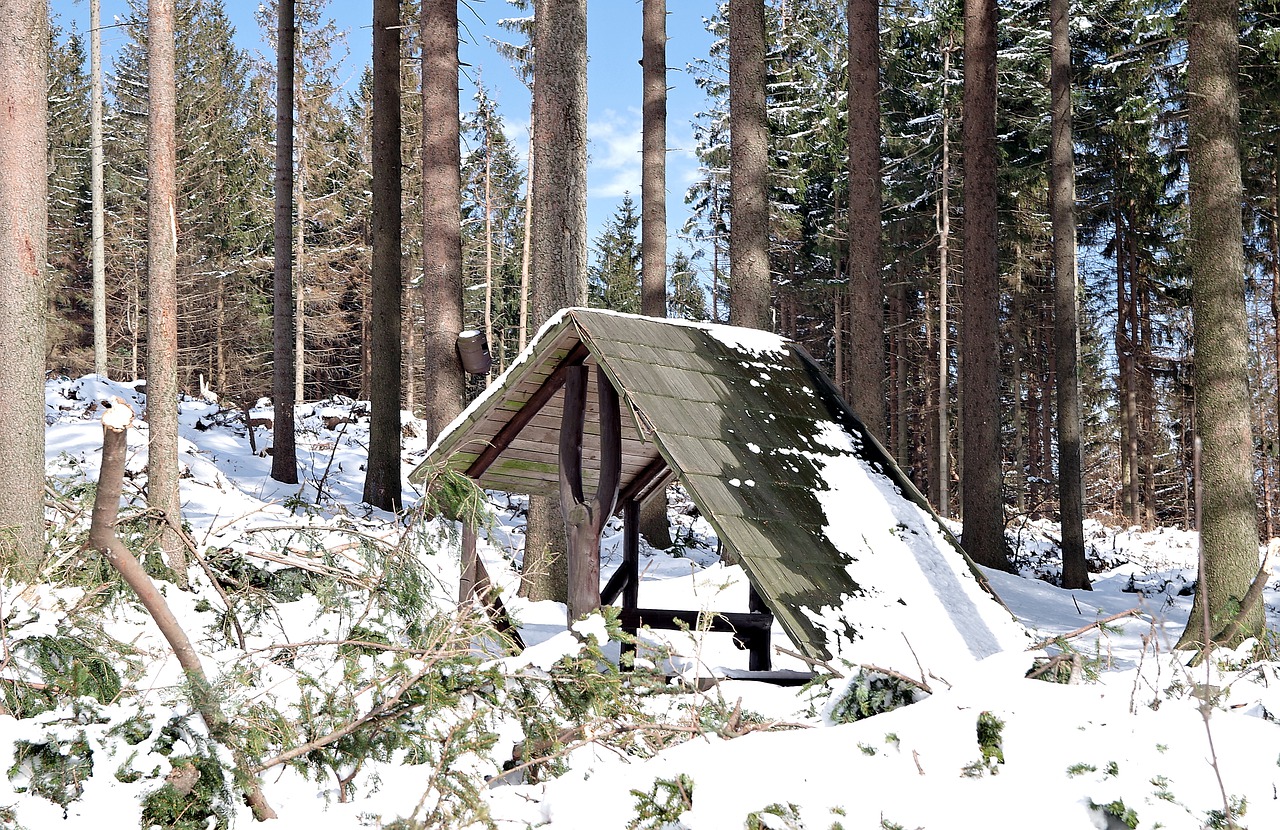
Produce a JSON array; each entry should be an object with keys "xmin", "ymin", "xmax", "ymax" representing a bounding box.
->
[
  {"xmin": 421, "ymin": 0, "xmax": 467, "ymax": 444},
  {"xmin": 937, "ymin": 37, "xmax": 952, "ymax": 519},
  {"xmin": 0, "ymin": 0, "xmax": 48, "ymax": 574},
  {"xmin": 960, "ymin": 0, "xmax": 1012, "ymax": 571},
  {"xmin": 1050, "ymin": 0, "xmax": 1088, "ymax": 589},
  {"xmin": 272, "ymin": 0, "xmax": 299, "ymax": 485},
  {"xmin": 1179, "ymin": 0, "xmax": 1261, "ymax": 649},
  {"xmin": 522, "ymin": 0, "xmax": 589, "ymax": 602},
  {"xmin": 295, "ymin": 86, "xmax": 306, "ymax": 405},
  {"xmin": 147, "ymin": 0, "xmax": 186, "ymax": 581},
  {"xmin": 91, "ymin": 0, "xmax": 108, "ymax": 378},
  {"xmin": 362, "ymin": 0, "xmax": 403, "ymax": 511},
  {"xmin": 728, "ymin": 0, "xmax": 770, "ymax": 330},
  {"xmin": 639, "ymin": 0, "xmax": 673, "ymax": 547},
  {"xmin": 641, "ymin": 0, "xmax": 668, "ymax": 318},
  {"xmin": 847, "ymin": 0, "xmax": 886, "ymax": 440},
  {"xmin": 90, "ymin": 404, "xmax": 275, "ymax": 821}
]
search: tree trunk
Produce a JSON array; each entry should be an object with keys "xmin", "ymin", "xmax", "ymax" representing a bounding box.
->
[
  {"xmin": 91, "ymin": 0, "xmax": 108, "ymax": 379},
  {"xmin": 362, "ymin": 0, "xmax": 403, "ymax": 512},
  {"xmin": 90, "ymin": 403, "xmax": 276, "ymax": 821},
  {"xmin": 522, "ymin": 0, "xmax": 589, "ymax": 602},
  {"xmin": 0, "ymin": 0, "xmax": 48, "ymax": 574},
  {"xmin": 728, "ymin": 0, "xmax": 770, "ymax": 330},
  {"xmin": 937, "ymin": 36, "xmax": 952, "ymax": 519},
  {"xmin": 641, "ymin": 0, "xmax": 668, "ymax": 318},
  {"xmin": 1179, "ymin": 0, "xmax": 1261, "ymax": 649},
  {"xmin": 421, "ymin": 0, "xmax": 467, "ymax": 444},
  {"xmin": 147, "ymin": 0, "xmax": 186, "ymax": 582},
  {"xmin": 960, "ymin": 0, "xmax": 1012, "ymax": 571},
  {"xmin": 638, "ymin": 0, "xmax": 673, "ymax": 547},
  {"xmin": 271, "ymin": 0, "xmax": 299, "ymax": 485},
  {"xmin": 847, "ymin": 0, "xmax": 886, "ymax": 440}
]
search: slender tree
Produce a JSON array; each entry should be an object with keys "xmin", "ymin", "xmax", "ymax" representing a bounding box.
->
[
  {"xmin": 522, "ymin": 0, "xmax": 588, "ymax": 604},
  {"xmin": 91, "ymin": 0, "xmax": 107, "ymax": 378},
  {"xmin": 271, "ymin": 0, "xmax": 299, "ymax": 484},
  {"xmin": 0, "ymin": 0, "xmax": 48, "ymax": 573},
  {"xmin": 1179, "ymin": 0, "xmax": 1261, "ymax": 648},
  {"xmin": 362, "ymin": 0, "xmax": 403, "ymax": 511},
  {"xmin": 147, "ymin": 0, "xmax": 186, "ymax": 581},
  {"xmin": 847, "ymin": 0, "xmax": 886, "ymax": 440},
  {"xmin": 1049, "ymin": 0, "xmax": 1089, "ymax": 589},
  {"xmin": 728, "ymin": 0, "xmax": 770, "ymax": 330},
  {"xmin": 641, "ymin": 0, "xmax": 668, "ymax": 319},
  {"xmin": 422, "ymin": 0, "xmax": 466, "ymax": 444},
  {"xmin": 961, "ymin": 0, "xmax": 1013, "ymax": 571}
]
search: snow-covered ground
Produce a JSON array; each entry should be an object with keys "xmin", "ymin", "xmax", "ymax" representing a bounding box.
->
[{"xmin": 11, "ymin": 375, "xmax": 1280, "ymax": 829}]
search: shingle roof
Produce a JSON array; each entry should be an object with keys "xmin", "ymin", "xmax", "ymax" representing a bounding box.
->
[{"xmin": 410, "ymin": 308, "xmax": 1026, "ymax": 674}]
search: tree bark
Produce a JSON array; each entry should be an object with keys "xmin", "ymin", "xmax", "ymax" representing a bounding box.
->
[
  {"xmin": 1050, "ymin": 0, "xmax": 1089, "ymax": 589},
  {"xmin": 0, "ymin": 0, "xmax": 48, "ymax": 574},
  {"xmin": 362, "ymin": 0, "xmax": 403, "ymax": 511},
  {"xmin": 936, "ymin": 36, "xmax": 952, "ymax": 519},
  {"xmin": 847, "ymin": 0, "xmax": 886, "ymax": 440},
  {"xmin": 147, "ymin": 0, "xmax": 186, "ymax": 582},
  {"xmin": 960, "ymin": 0, "xmax": 1012, "ymax": 571},
  {"xmin": 422, "ymin": 0, "xmax": 467, "ymax": 445},
  {"xmin": 271, "ymin": 0, "xmax": 299, "ymax": 485},
  {"xmin": 89, "ymin": 403, "xmax": 275, "ymax": 821},
  {"xmin": 641, "ymin": 0, "xmax": 668, "ymax": 319},
  {"xmin": 639, "ymin": 0, "xmax": 673, "ymax": 548},
  {"xmin": 522, "ymin": 0, "xmax": 589, "ymax": 602},
  {"xmin": 728, "ymin": 0, "xmax": 770, "ymax": 331},
  {"xmin": 91, "ymin": 0, "xmax": 108, "ymax": 379},
  {"xmin": 1179, "ymin": 0, "xmax": 1260, "ymax": 648}
]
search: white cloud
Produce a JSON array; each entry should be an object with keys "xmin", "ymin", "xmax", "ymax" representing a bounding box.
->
[{"xmin": 588, "ymin": 108, "xmax": 643, "ymax": 199}]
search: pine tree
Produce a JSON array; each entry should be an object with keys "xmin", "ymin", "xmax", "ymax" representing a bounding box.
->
[{"xmin": 589, "ymin": 194, "xmax": 643, "ymax": 313}]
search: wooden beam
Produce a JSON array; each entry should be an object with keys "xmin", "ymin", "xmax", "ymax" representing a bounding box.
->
[
  {"xmin": 465, "ymin": 341, "xmax": 590, "ymax": 479},
  {"xmin": 618, "ymin": 607, "xmax": 773, "ymax": 635},
  {"xmin": 616, "ymin": 456, "xmax": 672, "ymax": 509}
]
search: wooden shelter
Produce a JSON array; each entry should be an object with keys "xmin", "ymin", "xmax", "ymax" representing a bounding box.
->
[{"xmin": 409, "ymin": 309, "xmax": 1025, "ymax": 676}]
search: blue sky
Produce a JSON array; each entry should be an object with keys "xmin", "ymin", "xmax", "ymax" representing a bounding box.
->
[{"xmin": 53, "ymin": 0, "xmax": 720, "ymax": 254}]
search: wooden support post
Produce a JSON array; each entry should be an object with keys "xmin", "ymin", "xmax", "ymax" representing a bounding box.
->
[
  {"xmin": 560, "ymin": 363, "xmax": 622, "ymax": 621},
  {"xmin": 620, "ymin": 499, "xmax": 641, "ymax": 666},
  {"xmin": 747, "ymin": 583, "xmax": 772, "ymax": 671}
]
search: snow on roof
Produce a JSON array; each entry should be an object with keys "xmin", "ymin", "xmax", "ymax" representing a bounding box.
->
[{"xmin": 411, "ymin": 309, "xmax": 1027, "ymax": 678}]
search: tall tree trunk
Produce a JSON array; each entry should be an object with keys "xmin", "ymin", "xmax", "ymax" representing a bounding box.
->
[
  {"xmin": 0, "ymin": 0, "xmax": 48, "ymax": 574},
  {"xmin": 847, "ymin": 0, "xmax": 886, "ymax": 440},
  {"xmin": 1179, "ymin": 0, "xmax": 1261, "ymax": 649},
  {"xmin": 272, "ymin": 0, "xmax": 299, "ymax": 485},
  {"xmin": 961, "ymin": 0, "xmax": 1012, "ymax": 571},
  {"xmin": 937, "ymin": 36, "xmax": 952, "ymax": 519},
  {"xmin": 362, "ymin": 0, "xmax": 403, "ymax": 511},
  {"xmin": 294, "ymin": 85, "xmax": 306, "ymax": 405},
  {"xmin": 91, "ymin": 0, "xmax": 107, "ymax": 378},
  {"xmin": 641, "ymin": 0, "xmax": 668, "ymax": 319},
  {"xmin": 639, "ymin": 0, "xmax": 672, "ymax": 548},
  {"xmin": 147, "ymin": 0, "xmax": 185, "ymax": 582},
  {"xmin": 1051, "ymin": 0, "xmax": 1088, "ymax": 588},
  {"xmin": 522, "ymin": 0, "xmax": 589, "ymax": 603},
  {"xmin": 728, "ymin": 0, "xmax": 770, "ymax": 330},
  {"xmin": 421, "ymin": 0, "xmax": 466, "ymax": 444}
]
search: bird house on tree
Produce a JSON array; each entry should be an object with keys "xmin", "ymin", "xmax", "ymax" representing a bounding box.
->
[{"xmin": 409, "ymin": 309, "xmax": 1026, "ymax": 678}]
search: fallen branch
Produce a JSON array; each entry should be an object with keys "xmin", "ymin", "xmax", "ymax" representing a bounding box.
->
[
  {"xmin": 87, "ymin": 399, "xmax": 276, "ymax": 821},
  {"xmin": 1209, "ymin": 546, "xmax": 1273, "ymax": 649},
  {"xmin": 1029, "ymin": 609, "xmax": 1144, "ymax": 652}
]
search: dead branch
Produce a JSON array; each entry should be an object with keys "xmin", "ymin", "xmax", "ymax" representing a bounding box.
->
[
  {"xmin": 87, "ymin": 399, "xmax": 276, "ymax": 821},
  {"xmin": 252, "ymin": 662, "xmax": 435, "ymax": 773},
  {"xmin": 773, "ymin": 645, "xmax": 845, "ymax": 678},
  {"xmin": 1210, "ymin": 547, "xmax": 1273, "ymax": 648},
  {"xmin": 1029, "ymin": 609, "xmax": 1144, "ymax": 651}
]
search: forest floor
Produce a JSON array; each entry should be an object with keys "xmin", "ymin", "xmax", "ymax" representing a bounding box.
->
[{"xmin": 10, "ymin": 374, "xmax": 1280, "ymax": 829}]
